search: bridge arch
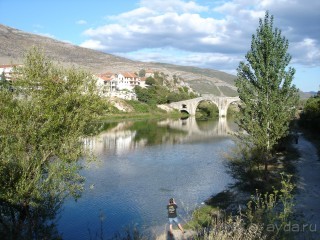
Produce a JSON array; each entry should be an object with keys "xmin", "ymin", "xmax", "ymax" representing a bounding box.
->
[
  {"xmin": 167, "ymin": 95, "xmax": 240, "ymax": 118},
  {"xmin": 195, "ymin": 99, "xmax": 219, "ymax": 118}
]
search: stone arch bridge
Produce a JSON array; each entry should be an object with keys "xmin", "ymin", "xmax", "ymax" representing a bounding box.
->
[{"xmin": 168, "ymin": 94, "xmax": 240, "ymax": 117}]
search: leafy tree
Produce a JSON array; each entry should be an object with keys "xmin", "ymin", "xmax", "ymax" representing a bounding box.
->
[
  {"xmin": 0, "ymin": 71, "xmax": 6, "ymax": 81},
  {"xmin": 135, "ymin": 72, "xmax": 197, "ymax": 105},
  {"xmin": 235, "ymin": 12, "xmax": 299, "ymax": 177},
  {"xmin": 299, "ymin": 95, "xmax": 320, "ymax": 131},
  {"xmin": 138, "ymin": 69, "xmax": 146, "ymax": 77},
  {"xmin": 134, "ymin": 85, "xmax": 155, "ymax": 104},
  {"xmin": 196, "ymin": 101, "xmax": 219, "ymax": 119},
  {"xmin": 0, "ymin": 71, "xmax": 12, "ymax": 91},
  {"xmin": 145, "ymin": 76, "xmax": 156, "ymax": 86},
  {"xmin": 0, "ymin": 47, "xmax": 108, "ymax": 238}
]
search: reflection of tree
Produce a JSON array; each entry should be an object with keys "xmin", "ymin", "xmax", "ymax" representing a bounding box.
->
[
  {"xmin": 129, "ymin": 120, "xmax": 187, "ymax": 145},
  {"xmin": 0, "ymin": 48, "xmax": 106, "ymax": 239},
  {"xmin": 195, "ymin": 118, "xmax": 219, "ymax": 132},
  {"xmin": 1, "ymin": 193, "xmax": 62, "ymax": 239}
]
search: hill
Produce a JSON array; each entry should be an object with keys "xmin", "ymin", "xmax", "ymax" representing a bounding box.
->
[
  {"xmin": 0, "ymin": 24, "xmax": 238, "ymax": 96},
  {"xmin": 0, "ymin": 24, "xmax": 310, "ymax": 98}
]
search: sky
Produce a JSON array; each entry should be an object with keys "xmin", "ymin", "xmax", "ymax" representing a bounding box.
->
[{"xmin": 0, "ymin": 0, "xmax": 319, "ymax": 92}]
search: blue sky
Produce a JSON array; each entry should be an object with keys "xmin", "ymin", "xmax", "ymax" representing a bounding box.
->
[{"xmin": 1, "ymin": 0, "xmax": 319, "ymax": 92}]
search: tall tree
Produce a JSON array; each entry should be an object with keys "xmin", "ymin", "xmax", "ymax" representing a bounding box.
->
[
  {"xmin": 0, "ymin": 47, "xmax": 108, "ymax": 238},
  {"xmin": 235, "ymin": 12, "xmax": 299, "ymax": 176}
]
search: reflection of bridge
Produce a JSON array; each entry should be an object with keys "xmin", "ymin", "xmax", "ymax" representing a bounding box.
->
[
  {"xmin": 158, "ymin": 117, "xmax": 237, "ymax": 137},
  {"xmin": 168, "ymin": 94, "xmax": 240, "ymax": 117}
]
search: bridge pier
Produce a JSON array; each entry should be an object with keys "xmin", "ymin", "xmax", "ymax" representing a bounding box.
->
[{"xmin": 219, "ymin": 107, "xmax": 227, "ymax": 118}]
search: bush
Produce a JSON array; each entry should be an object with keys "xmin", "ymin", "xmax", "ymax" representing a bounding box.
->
[
  {"xmin": 299, "ymin": 95, "xmax": 320, "ymax": 131},
  {"xmin": 190, "ymin": 174, "xmax": 295, "ymax": 240}
]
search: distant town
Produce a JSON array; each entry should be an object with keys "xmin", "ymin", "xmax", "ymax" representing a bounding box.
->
[{"xmin": 1, "ymin": 64, "xmax": 154, "ymax": 100}]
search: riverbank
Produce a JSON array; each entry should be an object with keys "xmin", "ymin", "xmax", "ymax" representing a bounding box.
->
[
  {"xmin": 155, "ymin": 131, "xmax": 320, "ymax": 239},
  {"xmin": 97, "ymin": 112, "xmax": 182, "ymax": 123}
]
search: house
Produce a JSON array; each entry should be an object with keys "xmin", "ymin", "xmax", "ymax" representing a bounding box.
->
[
  {"xmin": 0, "ymin": 64, "xmax": 21, "ymax": 81},
  {"xmin": 95, "ymin": 71, "xmax": 148, "ymax": 100},
  {"xmin": 95, "ymin": 72, "xmax": 116, "ymax": 94},
  {"xmin": 116, "ymin": 72, "xmax": 140, "ymax": 91},
  {"xmin": 145, "ymin": 69, "xmax": 154, "ymax": 78}
]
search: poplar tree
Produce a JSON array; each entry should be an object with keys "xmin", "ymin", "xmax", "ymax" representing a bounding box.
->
[{"xmin": 235, "ymin": 12, "xmax": 299, "ymax": 176}]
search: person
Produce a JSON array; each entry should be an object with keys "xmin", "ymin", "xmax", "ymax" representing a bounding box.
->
[{"xmin": 167, "ymin": 198, "xmax": 184, "ymax": 236}]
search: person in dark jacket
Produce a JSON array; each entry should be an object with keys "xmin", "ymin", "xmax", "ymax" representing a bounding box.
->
[{"xmin": 167, "ymin": 198, "xmax": 184, "ymax": 235}]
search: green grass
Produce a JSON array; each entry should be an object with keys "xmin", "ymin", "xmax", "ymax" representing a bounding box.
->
[
  {"xmin": 184, "ymin": 205, "xmax": 220, "ymax": 230},
  {"xmin": 98, "ymin": 102, "xmax": 183, "ymax": 122}
]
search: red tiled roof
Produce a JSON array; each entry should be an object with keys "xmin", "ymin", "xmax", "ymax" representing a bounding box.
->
[
  {"xmin": 0, "ymin": 64, "xmax": 21, "ymax": 69},
  {"xmin": 122, "ymin": 72, "xmax": 137, "ymax": 78},
  {"xmin": 96, "ymin": 75, "xmax": 113, "ymax": 81},
  {"xmin": 96, "ymin": 72, "xmax": 116, "ymax": 81}
]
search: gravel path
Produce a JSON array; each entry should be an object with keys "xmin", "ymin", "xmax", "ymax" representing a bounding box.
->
[{"xmin": 293, "ymin": 134, "xmax": 320, "ymax": 239}]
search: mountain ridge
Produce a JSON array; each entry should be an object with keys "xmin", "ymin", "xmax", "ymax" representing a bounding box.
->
[{"xmin": 0, "ymin": 23, "xmax": 239, "ymax": 96}]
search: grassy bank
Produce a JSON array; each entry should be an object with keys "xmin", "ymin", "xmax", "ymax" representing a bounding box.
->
[
  {"xmin": 181, "ymin": 133, "xmax": 301, "ymax": 239},
  {"xmin": 98, "ymin": 99, "xmax": 187, "ymax": 123}
]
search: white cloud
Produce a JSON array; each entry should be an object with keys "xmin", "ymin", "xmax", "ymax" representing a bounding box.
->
[
  {"xmin": 34, "ymin": 31, "xmax": 56, "ymax": 39},
  {"xmin": 80, "ymin": 39, "xmax": 106, "ymax": 50},
  {"xmin": 76, "ymin": 20, "xmax": 87, "ymax": 25},
  {"xmin": 79, "ymin": 0, "xmax": 320, "ymax": 72},
  {"xmin": 109, "ymin": 7, "xmax": 156, "ymax": 21},
  {"xmin": 139, "ymin": 0, "xmax": 208, "ymax": 13},
  {"xmin": 82, "ymin": 9, "xmax": 234, "ymax": 54},
  {"xmin": 117, "ymin": 47, "xmax": 242, "ymax": 71},
  {"xmin": 291, "ymin": 38, "xmax": 320, "ymax": 66}
]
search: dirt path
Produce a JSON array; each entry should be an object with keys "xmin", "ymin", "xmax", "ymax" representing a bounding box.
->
[{"xmin": 293, "ymin": 134, "xmax": 320, "ymax": 239}]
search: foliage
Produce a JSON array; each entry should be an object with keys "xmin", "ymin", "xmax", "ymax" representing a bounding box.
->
[
  {"xmin": 190, "ymin": 174, "xmax": 295, "ymax": 240},
  {"xmin": 299, "ymin": 95, "xmax": 320, "ymax": 131},
  {"xmin": 0, "ymin": 71, "xmax": 12, "ymax": 91},
  {"xmin": 125, "ymin": 100, "xmax": 159, "ymax": 113},
  {"xmin": 134, "ymin": 73, "xmax": 197, "ymax": 105},
  {"xmin": 145, "ymin": 76, "xmax": 155, "ymax": 86},
  {"xmin": 128, "ymin": 120, "xmax": 187, "ymax": 145},
  {"xmin": 235, "ymin": 11, "xmax": 299, "ymax": 175},
  {"xmin": 138, "ymin": 69, "xmax": 146, "ymax": 77},
  {"xmin": 245, "ymin": 173, "xmax": 295, "ymax": 239},
  {"xmin": 0, "ymin": 47, "xmax": 108, "ymax": 238},
  {"xmin": 196, "ymin": 100, "xmax": 219, "ymax": 119}
]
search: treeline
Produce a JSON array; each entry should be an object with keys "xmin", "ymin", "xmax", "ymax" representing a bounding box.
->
[
  {"xmin": 299, "ymin": 92, "xmax": 320, "ymax": 131},
  {"xmin": 134, "ymin": 71, "xmax": 198, "ymax": 105}
]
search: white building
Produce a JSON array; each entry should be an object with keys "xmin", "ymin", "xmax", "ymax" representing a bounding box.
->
[
  {"xmin": 0, "ymin": 64, "xmax": 21, "ymax": 81},
  {"xmin": 95, "ymin": 71, "xmax": 147, "ymax": 100}
]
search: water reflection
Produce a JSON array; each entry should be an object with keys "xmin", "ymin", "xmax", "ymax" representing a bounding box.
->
[
  {"xmin": 59, "ymin": 117, "xmax": 236, "ymax": 239},
  {"xmin": 84, "ymin": 117, "xmax": 237, "ymax": 155},
  {"xmin": 159, "ymin": 117, "xmax": 238, "ymax": 139},
  {"xmin": 0, "ymin": 191, "xmax": 62, "ymax": 239}
]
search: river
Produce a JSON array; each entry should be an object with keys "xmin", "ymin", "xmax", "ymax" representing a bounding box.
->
[{"xmin": 57, "ymin": 117, "xmax": 237, "ymax": 239}]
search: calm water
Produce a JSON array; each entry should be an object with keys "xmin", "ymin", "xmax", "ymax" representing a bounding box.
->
[{"xmin": 57, "ymin": 117, "xmax": 236, "ymax": 239}]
